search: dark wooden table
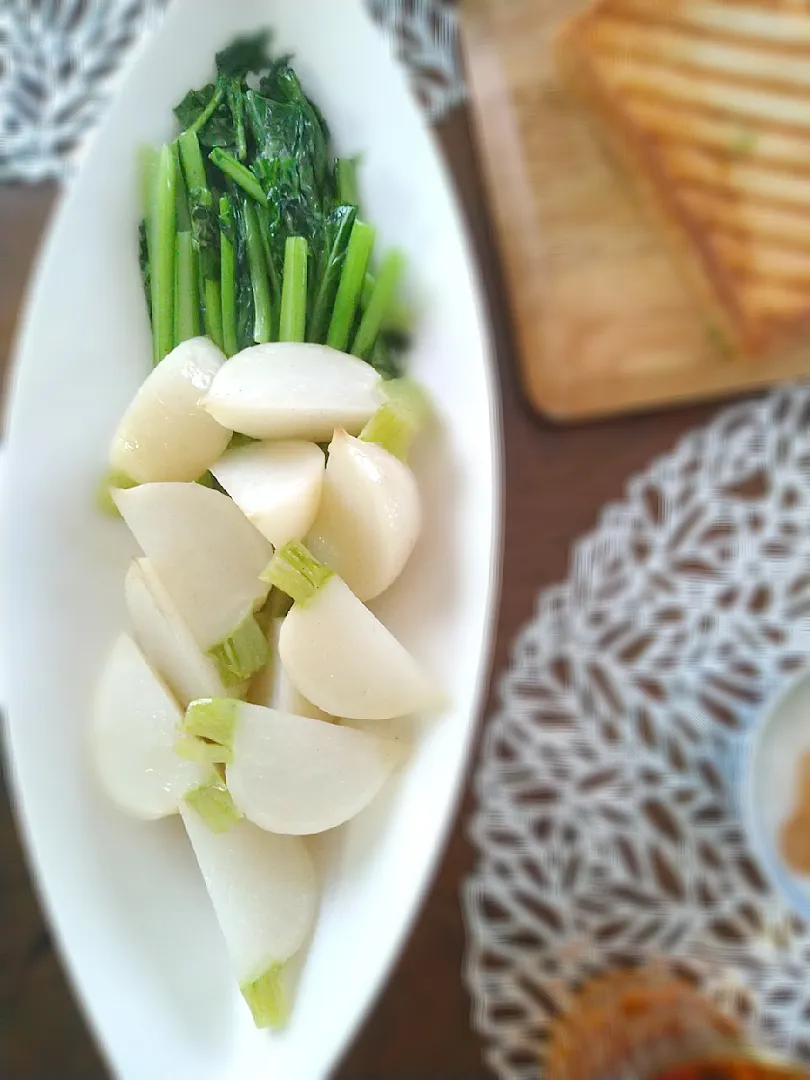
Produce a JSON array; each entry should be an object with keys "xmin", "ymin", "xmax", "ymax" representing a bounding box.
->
[{"xmin": 0, "ymin": 107, "xmax": 724, "ymax": 1079}]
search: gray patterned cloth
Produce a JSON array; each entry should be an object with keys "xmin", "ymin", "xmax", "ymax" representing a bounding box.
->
[{"xmin": 0, "ymin": 0, "xmax": 466, "ymax": 184}]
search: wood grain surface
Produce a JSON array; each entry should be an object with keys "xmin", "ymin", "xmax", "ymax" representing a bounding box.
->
[
  {"xmin": 460, "ymin": 0, "xmax": 810, "ymax": 422},
  {"xmin": 0, "ymin": 109, "xmax": 726, "ymax": 1080}
]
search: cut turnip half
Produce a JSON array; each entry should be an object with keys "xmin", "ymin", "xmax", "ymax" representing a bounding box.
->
[
  {"xmin": 182, "ymin": 699, "xmax": 401, "ymax": 834},
  {"xmin": 211, "ymin": 440, "xmax": 325, "ymax": 549},
  {"xmin": 203, "ymin": 342, "xmax": 384, "ymax": 441},
  {"xmin": 114, "ymin": 483, "xmax": 272, "ymax": 683},
  {"xmin": 247, "ymin": 618, "xmax": 335, "ymax": 723},
  {"xmin": 90, "ymin": 634, "xmax": 209, "ymax": 819},
  {"xmin": 307, "ymin": 429, "xmax": 421, "ymax": 601},
  {"xmin": 263, "ymin": 543, "xmax": 441, "ymax": 720},
  {"xmin": 125, "ymin": 558, "xmax": 244, "ymax": 707},
  {"xmin": 109, "ymin": 337, "xmax": 231, "ymax": 484},
  {"xmin": 181, "ymin": 803, "xmax": 317, "ymax": 1027}
]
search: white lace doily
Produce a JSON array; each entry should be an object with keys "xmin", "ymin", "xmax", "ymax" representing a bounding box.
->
[
  {"xmin": 0, "ymin": 0, "xmax": 466, "ymax": 184},
  {"xmin": 464, "ymin": 387, "xmax": 810, "ymax": 1079}
]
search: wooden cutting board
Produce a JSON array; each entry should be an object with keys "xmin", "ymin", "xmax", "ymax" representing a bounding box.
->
[{"xmin": 460, "ymin": 0, "xmax": 810, "ymax": 422}]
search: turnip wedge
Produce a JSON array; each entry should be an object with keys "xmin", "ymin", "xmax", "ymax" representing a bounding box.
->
[
  {"xmin": 114, "ymin": 483, "xmax": 272, "ymax": 684},
  {"xmin": 263, "ymin": 542, "xmax": 440, "ymax": 720},
  {"xmin": 247, "ymin": 618, "xmax": 336, "ymax": 724},
  {"xmin": 307, "ymin": 382, "xmax": 429, "ymax": 600},
  {"xmin": 91, "ymin": 634, "xmax": 210, "ymax": 819},
  {"xmin": 108, "ymin": 337, "xmax": 231, "ymax": 485},
  {"xmin": 180, "ymin": 806, "xmax": 317, "ymax": 1029},
  {"xmin": 211, "ymin": 440, "xmax": 325, "ymax": 549},
  {"xmin": 203, "ymin": 342, "xmax": 384, "ymax": 441},
  {"xmin": 125, "ymin": 558, "xmax": 242, "ymax": 707},
  {"xmin": 182, "ymin": 699, "xmax": 401, "ymax": 833}
]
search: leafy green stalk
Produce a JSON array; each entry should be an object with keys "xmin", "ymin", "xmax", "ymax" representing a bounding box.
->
[
  {"xmin": 279, "ymin": 237, "xmax": 308, "ymax": 343},
  {"xmin": 219, "ymin": 194, "xmax": 238, "ymax": 357},
  {"xmin": 362, "ymin": 271, "xmax": 414, "ymax": 334},
  {"xmin": 308, "ymin": 205, "xmax": 356, "ymax": 344},
  {"xmin": 327, "ymin": 221, "xmax": 375, "ymax": 352},
  {"xmin": 225, "ymin": 78, "xmax": 248, "ymax": 161},
  {"xmin": 177, "ymin": 128, "xmax": 208, "ymax": 193},
  {"xmin": 172, "ymin": 141, "xmax": 191, "ymax": 232},
  {"xmin": 241, "ymin": 965, "xmax": 287, "ymax": 1029},
  {"xmin": 261, "ymin": 541, "xmax": 333, "ymax": 606},
  {"xmin": 187, "ymin": 81, "xmax": 227, "ymax": 136},
  {"xmin": 140, "ymin": 145, "xmax": 159, "ymax": 222},
  {"xmin": 352, "ymin": 249, "xmax": 406, "ymax": 359},
  {"xmin": 210, "ymin": 147, "xmax": 266, "ymax": 203},
  {"xmin": 243, "ymin": 200, "xmax": 273, "ymax": 344},
  {"xmin": 138, "ymin": 220, "xmax": 152, "ymax": 319},
  {"xmin": 151, "ymin": 143, "xmax": 177, "ymax": 364},
  {"xmin": 174, "ymin": 230, "xmax": 200, "ymax": 346},
  {"xmin": 336, "ymin": 157, "xmax": 360, "ymax": 207},
  {"xmin": 178, "ymin": 130, "xmax": 224, "ymax": 350},
  {"xmin": 255, "ymin": 203, "xmax": 281, "ymax": 321},
  {"xmin": 204, "ymin": 281, "xmax": 224, "ymax": 351}
]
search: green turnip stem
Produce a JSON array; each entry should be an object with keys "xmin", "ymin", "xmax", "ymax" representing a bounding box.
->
[
  {"xmin": 174, "ymin": 232, "xmax": 200, "ymax": 346},
  {"xmin": 241, "ymin": 964, "xmax": 287, "ymax": 1029},
  {"xmin": 219, "ymin": 195, "xmax": 238, "ymax": 357},
  {"xmin": 336, "ymin": 157, "xmax": 360, "ymax": 207},
  {"xmin": 207, "ymin": 610, "xmax": 270, "ymax": 684},
  {"xmin": 243, "ymin": 201, "xmax": 273, "ymax": 344},
  {"xmin": 204, "ymin": 279, "xmax": 224, "ymax": 351},
  {"xmin": 139, "ymin": 146, "xmax": 158, "ymax": 299},
  {"xmin": 139, "ymin": 145, "xmax": 159, "ymax": 222},
  {"xmin": 96, "ymin": 470, "xmax": 138, "ymax": 518},
  {"xmin": 174, "ymin": 735, "xmax": 231, "ymax": 765},
  {"xmin": 184, "ymin": 775, "xmax": 243, "ymax": 833},
  {"xmin": 327, "ymin": 221, "xmax": 375, "ymax": 353},
  {"xmin": 279, "ymin": 237, "xmax": 308, "ymax": 343},
  {"xmin": 351, "ymin": 250, "xmax": 406, "ymax": 359},
  {"xmin": 177, "ymin": 129, "xmax": 208, "ymax": 195},
  {"xmin": 261, "ymin": 542, "xmax": 333, "ymax": 606},
  {"xmin": 172, "ymin": 141, "xmax": 191, "ymax": 232},
  {"xmin": 360, "ymin": 379, "xmax": 431, "ymax": 462},
  {"xmin": 187, "ymin": 80, "xmax": 226, "ymax": 136},
  {"xmin": 255, "ymin": 204, "xmax": 280, "ymax": 305},
  {"xmin": 209, "ymin": 148, "xmax": 266, "ymax": 204},
  {"xmin": 177, "ymin": 131, "xmax": 223, "ymax": 349},
  {"xmin": 151, "ymin": 143, "xmax": 177, "ymax": 365},
  {"xmin": 362, "ymin": 272, "xmax": 414, "ymax": 334},
  {"xmin": 183, "ymin": 698, "xmax": 239, "ymax": 750}
]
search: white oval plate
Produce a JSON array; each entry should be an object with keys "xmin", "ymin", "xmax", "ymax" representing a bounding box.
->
[{"xmin": 0, "ymin": 2, "xmax": 500, "ymax": 1078}]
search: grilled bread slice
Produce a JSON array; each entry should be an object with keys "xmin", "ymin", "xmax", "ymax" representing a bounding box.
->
[{"xmin": 556, "ymin": 0, "xmax": 810, "ymax": 359}]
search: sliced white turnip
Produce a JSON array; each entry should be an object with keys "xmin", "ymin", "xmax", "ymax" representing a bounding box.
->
[
  {"xmin": 211, "ymin": 440, "xmax": 325, "ymax": 549},
  {"xmin": 125, "ymin": 558, "xmax": 243, "ymax": 707},
  {"xmin": 109, "ymin": 337, "xmax": 231, "ymax": 484},
  {"xmin": 114, "ymin": 483, "xmax": 272, "ymax": 683},
  {"xmin": 262, "ymin": 543, "xmax": 440, "ymax": 721},
  {"xmin": 181, "ymin": 803, "xmax": 317, "ymax": 1027},
  {"xmin": 307, "ymin": 430, "xmax": 421, "ymax": 601},
  {"xmin": 203, "ymin": 342, "xmax": 384, "ymax": 441},
  {"xmin": 182, "ymin": 699, "xmax": 401, "ymax": 834},
  {"xmin": 247, "ymin": 618, "xmax": 335, "ymax": 723},
  {"xmin": 90, "ymin": 634, "xmax": 209, "ymax": 819}
]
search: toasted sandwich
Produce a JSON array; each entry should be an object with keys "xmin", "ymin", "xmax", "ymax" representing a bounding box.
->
[{"xmin": 556, "ymin": 0, "xmax": 810, "ymax": 359}]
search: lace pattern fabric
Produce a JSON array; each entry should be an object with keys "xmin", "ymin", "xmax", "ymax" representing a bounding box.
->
[{"xmin": 464, "ymin": 387, "xmax": 810, "ymax": 1079}]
